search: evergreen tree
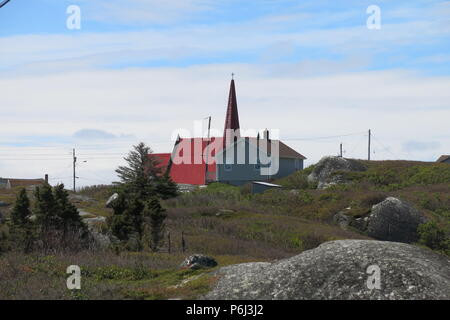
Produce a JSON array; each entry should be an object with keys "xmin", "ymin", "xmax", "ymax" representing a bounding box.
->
[
  {"xmin": 115, "ymin": 142, "xmax": 178, "ymax": 200},
  {"xmin": 10, "ymin": 188, "xmax": 31, "ymax": 226},
  {"xmin": 145, "ymin": 197, "xmax": 167, "ymax": 252},
  {"xmin": 53, "ymin": 184, "xmax": 88, "ymax": 244},
  {"xmin": 109, "ymin": 143, "xmax": 176, "ymax": 251},
  {"xmin": 109, "ymin": 193, "xmax": 145, "ymax": 250},
  {"xmin": 115, "ymin": 142, "xmax": 161, "ymax": 198},
  {"xmin": 34, "ymin": 183, "xmax": 60, "ymax": 231},
  {"xmin": 156, "ymin": 172, "xmax": 179, "ymax": 200},
  {"xmin": 8, "ymin": 188, "xmax": 34, "ymax": 253},
  {"xmin": 33, "ymin": 184, "xmax": 87, "ymax": 251}
]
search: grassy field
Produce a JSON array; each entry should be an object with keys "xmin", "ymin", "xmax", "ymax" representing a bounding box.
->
[{"xmin": 0, "ymin": 159, "xmax": 449, "ymax": 299}]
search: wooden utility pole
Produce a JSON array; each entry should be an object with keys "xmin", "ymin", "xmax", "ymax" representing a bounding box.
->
[
  {"xmin": 368, "ymin": 129, "xmax": 371, "ymax": 161},
  {"xmin": 73, "ymin": 148, "xmax": 77, "ymax": 192}
]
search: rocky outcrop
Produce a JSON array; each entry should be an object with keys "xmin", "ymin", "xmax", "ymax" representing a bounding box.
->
[
  {"xmin": 308, "ymin": 156, "xmax": 366, "ymax": 189},
  {"xmin": 333, "ymin": 197, "xmax": 426, "ymax": 243},
  {"xmin": 367, "ymin": 197, "xmax": 427, "ymax": 243},
  {"xmin": 180, "ymin": 254, "xmax": 218, "ymax": 270},
  {"xmin": 204, "ymin": 240, "xmax": 450, "ymax": 300},
  {"xmin": 106, "ymin": 193, "xmax": 119, "ymax": 208}
]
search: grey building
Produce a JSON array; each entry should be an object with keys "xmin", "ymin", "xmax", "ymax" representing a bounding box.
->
[{"xmin": 216, "ymin": 130, "xmax": 306, "ymax": 186}]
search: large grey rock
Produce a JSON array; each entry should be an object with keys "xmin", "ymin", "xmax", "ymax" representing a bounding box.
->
[
  {"xmin": 367, "ymin": 197, "xmax": 427, "ymax": 243},
  {"xmin": 106, "ymin": 193, "xmax": 119, "ymax": 208},
  {"xmin": 308, "ymin": 156, "xmax": 366, "ymax": 189},
  {"xmin": 204, "ymin": 240, "xmax": 450, "ymax": 300},
  {"xmin": 180, "ymin": 254, "xmax": 218, "ymax": 270}
]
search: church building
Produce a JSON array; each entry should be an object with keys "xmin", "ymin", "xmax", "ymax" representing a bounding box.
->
[{"xmin": 153, "ymin": 78, "xmax": 306, "ymax": 186}]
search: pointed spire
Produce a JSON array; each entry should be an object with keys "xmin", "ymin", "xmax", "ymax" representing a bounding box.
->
[{"xmin": 223, "ymin": 77, "xmax": 240, "ymax": 146}]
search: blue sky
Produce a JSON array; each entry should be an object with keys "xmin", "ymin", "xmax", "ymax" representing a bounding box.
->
[{"xmin": 0, "ymin": 0, "xmax": 449, "ymax": 186}]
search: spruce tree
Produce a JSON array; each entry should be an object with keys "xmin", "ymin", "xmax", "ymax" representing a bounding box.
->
[
  {"xmin": 145, "ymin": 197, "xmax": 167, "ymax": 252},
  {"xmin": 115, "ymin": 142, "xmax": 178, "ymax": 200},
  {"xmin": 115, "ymin": 142, "xmax": 161, "ymax": 198},
  {"xmin": 9, "ymin": 188, "xmax": 34, "ymax": 253},
  {"xmin": 33, "ymin": 184, "xmax": 87, "ymax": 251},
  {"xmin": 54, "ymin": 184, "xmax": 87, "ymax": 243},
  {"xmin": 34, "ymin": 183, "xmax": 60, "ymax": 231},
  {"xmin": 156, "ymin": 172, "xmax": 179, "ymax": 200},
  {"xmin": 10, "ymin": 188, "xmax": 31, "ymax": 226},
  {"xmin": 109, "ymin": 193, "xmax": 145, "ymax": 250}
]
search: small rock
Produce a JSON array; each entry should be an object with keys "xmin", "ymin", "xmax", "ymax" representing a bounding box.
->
[
  {"xmin": 216, "ymin": 209, "xmax": 235, "ymax": 217},
  {"xmin": 180, "ymin": 254, "xmax": 218, "ymax": 270},
  {"xmin": 333, "ymin": 212, "xmax": 352, "ymax": 230},
  {"xmin": 79, "ymin": 210, "xmax": 94, "ymax": 217},
  {"xmin": 69, "ymin": 194, "xmax": 94, "ymax": 203},
  {"xmin": 84, "ymin": 216, "xmax": 106, "ymax": 224},
  {"xmin": 106, "ymin": 193, "xmax": 119, "ymax": 208},
  {"xmin": 0, "ymin": 201, "xmax": 9, "ymax": 207}
]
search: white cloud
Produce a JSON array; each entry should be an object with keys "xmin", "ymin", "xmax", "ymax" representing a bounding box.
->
[
  {"xmin": 1, "ymin": 5, "xmax": 449, "ymax": 73},
  {"xmin": 0, "ymin": 64, "xmax": 449, "ymax": 187},
  {"xmin": 75, "ymin": 0, "xmax": 215, "ymax": 25}
]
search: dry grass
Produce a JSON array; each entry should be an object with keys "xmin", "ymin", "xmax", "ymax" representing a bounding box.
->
[{"xmin": 0, "ymin": 159, "xmax": 448, "ymax": 299}]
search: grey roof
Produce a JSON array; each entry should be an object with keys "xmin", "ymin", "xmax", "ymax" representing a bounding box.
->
[{"xmin": 436, "ymin": 155, "xmax": 450, "ymax": 163}]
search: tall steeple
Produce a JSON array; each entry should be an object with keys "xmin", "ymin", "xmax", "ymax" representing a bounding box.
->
[{"xmin": 223, "ymin": 76, "xmax": 241, "ymax": 146}]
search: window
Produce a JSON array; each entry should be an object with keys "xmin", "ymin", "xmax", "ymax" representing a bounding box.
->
[{"xmin": 224, "ymin": 164, "xmax": 232, "ymax": 172}]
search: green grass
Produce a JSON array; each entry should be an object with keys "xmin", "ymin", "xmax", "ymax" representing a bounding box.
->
[{"xmin": 0, "ymin": 159, "xmax": 449, "ymax": 299}]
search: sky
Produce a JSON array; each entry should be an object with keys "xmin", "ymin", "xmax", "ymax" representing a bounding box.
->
[{"xmin": 0, "ymin": 0, "xmax": 449, "ymax": 188}]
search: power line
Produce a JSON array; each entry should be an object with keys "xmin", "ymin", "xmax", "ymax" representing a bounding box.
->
[{"xmin": 283, "ymin": 131, "xmax": 367, "ymax": 141}]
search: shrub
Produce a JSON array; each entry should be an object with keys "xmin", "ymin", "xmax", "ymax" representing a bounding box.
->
[{"xmin": 418, "ymin": 221, "xmax": 449, "ymax": 255}]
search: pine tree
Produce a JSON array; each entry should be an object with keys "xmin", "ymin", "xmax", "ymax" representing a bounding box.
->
[{"xmin": 145, "ymin": 197, "xmax": 167, "ymax": 252}]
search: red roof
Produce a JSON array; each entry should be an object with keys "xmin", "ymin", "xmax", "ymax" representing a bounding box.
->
[{"xmin": 153, "ymin": 137, "xmax": 224, "ymax": 185}]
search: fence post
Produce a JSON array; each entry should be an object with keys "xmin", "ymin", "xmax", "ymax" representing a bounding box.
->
[
  {"xmin": 167, "ymin": 232, "xmax": 171, "ymax": 254},
  {"xmin": 181, "ymin": 231, "xmax": 186, "ymax": 254}
]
